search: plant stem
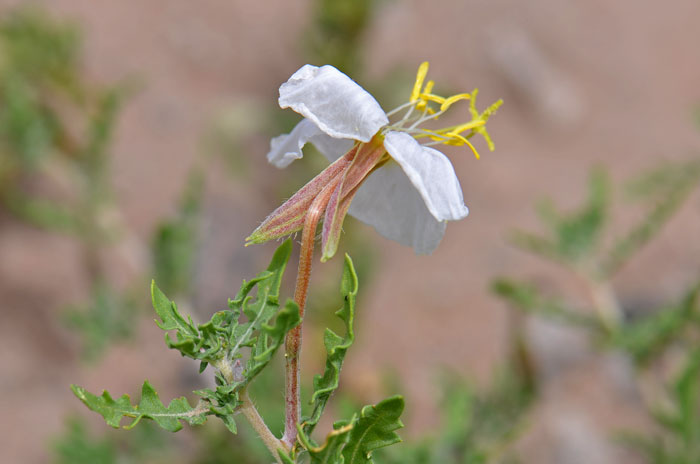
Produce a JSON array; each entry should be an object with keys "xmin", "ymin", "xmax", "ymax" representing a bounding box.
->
[
  {"xmin": 214, "ymin": 359, "xmax": 285, "ymax": 463},
  {"xmin": 240, "ymin": 389, "xmax": 285, "ymax": 464},
  {"xmin": 281, "ymin": 176, "xmax": 341, "ymax": 449}
]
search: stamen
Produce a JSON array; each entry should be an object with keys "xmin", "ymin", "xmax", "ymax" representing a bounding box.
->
[
  {"xmin": 391, "ymin": 63, "xmax": 501, "ymax": 158},
  {"xmin": 440, "ymin": 93, "xmax": 471, "ymax": 112},
  {"xmin": 410, "ymin": 61, "xmax": 430, "ymax": 102}
]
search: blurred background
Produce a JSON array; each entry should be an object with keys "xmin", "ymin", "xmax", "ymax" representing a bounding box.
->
[{"xmin": 1, "ymin": 0, "xmax": 699, "ymax": 463}]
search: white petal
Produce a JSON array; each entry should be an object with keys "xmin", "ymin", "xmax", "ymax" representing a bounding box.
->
[
  {"xmin": 278, "ymin": 65, "xmax": 388, "ymax": 142},
  {"xmin": 267, "ymin": 118, "xmax": 354, "ymax": 168},
  {"xmin": 348, "ymin": 161, "xmax": 447, "ymax": 254},
  {"xmin": 383, "ymin": 131, "xmax": 469, "ymax": 221}
]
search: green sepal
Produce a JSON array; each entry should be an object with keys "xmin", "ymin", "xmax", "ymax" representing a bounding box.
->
[
  {"xmin": 71, "ymin": 381, "xmax": 209, "ymax": 433},
  {"xmin": 341, "ymin": 396, "xmax": 404, "ymax": 463},
  {"xmin": 303, "ymin": 253, "xmax": 358, "ymax": 436}
]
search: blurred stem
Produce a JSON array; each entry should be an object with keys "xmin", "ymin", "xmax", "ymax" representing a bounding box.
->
[
  {"xmin": 584, "ymin": 274, "xmax": 623, "ymax": 331},
  {"xmin": 282, "ymin": 173, "xmax": 342, "ymax": 450}
]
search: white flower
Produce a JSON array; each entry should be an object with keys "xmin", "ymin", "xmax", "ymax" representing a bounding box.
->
[{"xmin": 249, "ymin": 63, "xmax": 501, "ymax": 260}]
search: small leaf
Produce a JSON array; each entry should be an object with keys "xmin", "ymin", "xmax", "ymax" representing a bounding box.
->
[
  {"xmin": 342, "ymin": 396, "xmax": 405, "ymax": 464},
  {"xmin": 71, "ymin": 381, "xmax": 209, "ymax": 433},
  {"xmin": 151, "ymin": 281, "xmax": 197, "ymax": 336}
]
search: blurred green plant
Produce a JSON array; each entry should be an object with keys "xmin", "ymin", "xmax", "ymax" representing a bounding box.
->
[
  {"xmin": 377, "ymin": 366, "xmax": 533, "ymax": 464},
  {"xmin": 0, "ymin": 7, "xmax": 149, "ymax": 360},
  {"xmin": 493, "ymin": 159, "xmax": 700, "ymax": 463},
  {"xmin": 53, "ymin": 416, "xmax": 171, "ymax": 464},
  {"xmin": 62, "ymin": 284, "xmax": 140, "ymax": 362},
  {"xmin": 617, "ymin": 348, "xmax": 700, "ymax": 463},
  {"xmin": 152, "ymin": 169, "xmax": 204, "ymax": 297},
  {"xmin": 304, "ymin": 0, "xmax": 375, "ymax": 75},
  {"xmin": 0, "ymin": 7, "xmax": 128, "ymax": 234}
]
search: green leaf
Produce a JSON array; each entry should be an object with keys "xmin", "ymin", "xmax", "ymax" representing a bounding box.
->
[
  {"xmin": 342, "ymin": 396, "xmax": 405, "ymax": 464},
  {"xmin": 150, "ymin": 238, "xmax": 298, "ymax": 376},
  {"xmin": 150, "ymin": 240, "xmax": 299, "ymax": 435},
  {"xmin": 71, "ymin": 381, "xmax": 209, "ymax": 432},
  {"xmin": 151, "ymin": 281, "xmax": 197, "ymax": 334},
  {"xmin": 303, "ymin": 253, "xmax": 358, "ymax": 436}
]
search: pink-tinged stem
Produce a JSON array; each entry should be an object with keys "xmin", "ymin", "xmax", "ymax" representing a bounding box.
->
[{"xmin": 281, "ymin": 171, "xmax": 344, "ymax": 449}]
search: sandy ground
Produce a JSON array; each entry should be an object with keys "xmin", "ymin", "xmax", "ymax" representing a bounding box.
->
[{"xmin": 1, "ymin": 0, "xmax": 699, "ymax": 462}]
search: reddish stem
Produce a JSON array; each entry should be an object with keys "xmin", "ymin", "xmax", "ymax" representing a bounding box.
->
[{"xmin": 281, "ymin": 173, "xmax": 342, "ymax": 449}]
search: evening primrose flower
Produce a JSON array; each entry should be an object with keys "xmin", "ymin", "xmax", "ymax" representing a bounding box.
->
[{"xmin": 247, "ymin": 62, "xmax": 502, "ymax": 260}]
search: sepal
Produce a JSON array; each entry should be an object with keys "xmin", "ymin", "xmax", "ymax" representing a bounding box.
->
[{"xmin": 246, "ymin": 151, "xmax": 355, "ymax": 245}]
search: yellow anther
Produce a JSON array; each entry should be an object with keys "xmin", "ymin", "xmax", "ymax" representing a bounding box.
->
[
  {"xmin": 420, "ymin": 93, "xmax": 446, "ymax": 105},
  {"xmin": 423, "ymin": 80, "xmax": 435, "ymax": 95},
  {"xmin": 440, "ymin": 120, "xmax": 485, "ymax": 135},
  {"xmin": 440, "ymin": 93, "xmax": 472, "ymax": 112},
  {"xmin": 410, "ymin": 61, "xmax": 430, "ymax": 102}
]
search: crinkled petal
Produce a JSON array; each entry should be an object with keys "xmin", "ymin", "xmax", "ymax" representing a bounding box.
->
[
  {"xmin": 383, "ymin": 131, "xmax": 469, "ymax": 221},
  {"xmin": 267, "ymin": 118, "xmax": 354, "ymax": 168},
  {"xmin": 348, "ymin": 161, "xmax": 447, "ymax": 254},
  {"xmin": 278, "ymin": 64, "xmax": 388, "ymax": 142}
]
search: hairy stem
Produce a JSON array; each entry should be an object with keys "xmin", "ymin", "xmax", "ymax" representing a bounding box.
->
[
  {"xmin": 282, "ymin": 175, "xmax": 341, "ymax": 449},
  {"xmin": 240, "ymin": 389, "xmax": 285, "ymax": 464}
]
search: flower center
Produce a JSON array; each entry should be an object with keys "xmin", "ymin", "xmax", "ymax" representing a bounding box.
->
[{"xmin": 383, "ymin": 61, "xmax": 503, "ymax": 159}]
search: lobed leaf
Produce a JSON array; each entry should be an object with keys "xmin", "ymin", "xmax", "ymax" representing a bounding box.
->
[
  {"xmin": 71, "ymin": 381, "xmax": 209, "ymax": 433},
  {"xmin": 303, "ymin": 253, "xmax": 358, "ymax": 436}
]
